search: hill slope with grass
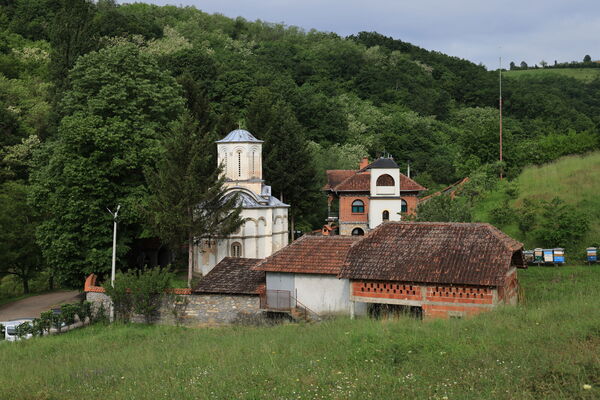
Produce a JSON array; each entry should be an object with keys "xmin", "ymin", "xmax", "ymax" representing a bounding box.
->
[
  {"xmin": 473, "ymin": 152, "xmax": 600, "ymax": 258},
  {"xmin": 1, "ymin": 266, "xmax": 599, "ymax": 399},
  {"xmin": 504, "ymin": 68, "xmax": 600, "ymax": 82}
]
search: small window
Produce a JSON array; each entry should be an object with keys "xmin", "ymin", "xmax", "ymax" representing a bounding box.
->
[
  {"xmin": 376, "ymin": 174, "xmax": 395, "ymax": 186},
  {"xmin": 382, "ymin": 210, "xmax": 389, "ymax": 221},
  {"xmin": 231, "ymin": 242, "xmax": 242, "ymax": 258},
  {"xmin": 351, "ymin": 199, "xmax": 365, "ymax": 213},
  {"xmin": 401, "ymin": 199, "xmax": 408, "ymax": 213},
  {"xmin": 351, "ymin": 227, "xmax": 364, "ymax": 236}
]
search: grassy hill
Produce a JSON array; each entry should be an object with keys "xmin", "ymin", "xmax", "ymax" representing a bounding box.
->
[
  {"xmin": 504, "ymin": 68, "xmax": 600, "ymax": 82},
  {"xmin": 473, "ymin": 152, "xmax": 600, "ymax": 256},
  {"xmin": 1, "ymin": 267, "xmax": 598, "ymax": 399}
]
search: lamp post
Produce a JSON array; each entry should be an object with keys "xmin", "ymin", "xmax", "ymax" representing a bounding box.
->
[
  {"xmin": 107, "ymin": 204, "xmax": 121, "ymax": 322},
  {"xmin": 108, "ymin": 205, "xmax": 121, "ymax": 287}
]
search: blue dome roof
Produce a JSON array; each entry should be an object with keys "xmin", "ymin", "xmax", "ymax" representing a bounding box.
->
[{"xmin": 216, "ymin": 129, "xmax": 263, "ymax": 143}]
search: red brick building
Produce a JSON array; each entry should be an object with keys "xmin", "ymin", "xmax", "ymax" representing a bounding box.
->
[
  {"xmin": 324, "ymin": 157, "xmax": 426, "ymax": 236},
  {"xmin": 339, "ymin": 222, "xmax": 525, "ymax": 319}
]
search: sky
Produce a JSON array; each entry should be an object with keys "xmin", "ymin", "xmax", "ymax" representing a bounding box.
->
[{"xmin": 135, "ymin": 0, "xmax": 600, "ymax": 69}]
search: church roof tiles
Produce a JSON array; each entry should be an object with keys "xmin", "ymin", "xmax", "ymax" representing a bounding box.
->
[{"xmin": 194, "ymin": 257, "xmax": 265, "ymax": 294}]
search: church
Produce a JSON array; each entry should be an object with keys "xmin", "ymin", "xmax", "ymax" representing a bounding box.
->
[{"xmin": 195, "ymin": 129, "xmax": 289, "ymax": 275}]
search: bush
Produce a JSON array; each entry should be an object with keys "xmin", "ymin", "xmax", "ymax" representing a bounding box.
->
[
  {"xmin": 0, "ymin": 323, "xmax": 4, "ymax": 340},
  {"xmin": 535, "ymin": 197, "xmax": 589, "ymax": 250},
  {"xmin": 77, "ymin": 301, "xmax": 93, "ymax": 324},
  {"xmin": 103, "ymin": 267, "xmax": 174, "ymax": 323},
  {"xmin": 38, "ymin": 311, "xmax": 53, "ymax": 335},
  {"xmin": 60, "ymin": 303, "xmax": 78, "ymax": 327},
  {"xmin": 489, "ymin": 200, "xmax": 516, "ymax": 226},
  {"xmin": 416, "ymin": 195, "xmax": 472, "ymax": 222},
  {"xmin": 15, "ymin": 321, "xmax": 32, "ymax": 339},
  {"xmin": 131, "ymin": 267, "xmax": 173, "ymax": 323}
]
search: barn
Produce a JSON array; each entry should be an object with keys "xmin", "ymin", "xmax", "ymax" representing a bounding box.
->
[{"xmin": 339, "ymin": 222, "xmax": 525, "ymax": 319}]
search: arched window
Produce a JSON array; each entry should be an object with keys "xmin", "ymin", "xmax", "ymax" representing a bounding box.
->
[
  {"xmin": 231, "ymin": 242, "xmax": 242, "ymax": 258},
  {"xmin": 382, "ymin": 210, "xmax": 390, "ymax": 221},
  {"xmin": 351, "ymin": 199, "xmax": 365, "ymax": 213},
  {"xmin": 351, "ymin": 227, "xmax": 365, "ymax": 236},
  {"xmin": 376, "ymin": 174, "xmax": 395, "ymax": 186},
  {"xmin": 237, "ymin": 150, "xmax": 242, "ymax": 178},
  {"xmin": 401, "ymin": 199, "xmax": 408, "ymax": 213}
]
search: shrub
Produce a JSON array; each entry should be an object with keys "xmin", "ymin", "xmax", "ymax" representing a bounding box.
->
[
  {"xmin": 15, "ymin": 321, "xmax": 32, "ymax": 339},
  {"xmin": 0, "ymin": 323, "xmax": 4, "ymax": 340},
  {"xmin": 416, "ymin": 195, "xmax": 472, "ymax": 222},
  {"xmin": 103, "ymin": 267, "xmax": 174, "ymax": 323},
  {"xmin": 535, "ymin": 197, "xmax": 589, "ymax": 249},
  {"xmin": 77, "ymin": 301, "xmax": 93, "ymax": 324},
  {"xmin": 30, "ymin": 318, "xmax": 44, "ymax": 336},
  {"xmin": 131, "ymin": 267, "xmax": 173, "ymax": 323},
  {"xmin": 103, "ymin": 271, "xmax": 136, "ymax": 322},
  {"xmin": 38, "ymin": 311, "xmax": 53, "ymax": 335},
  {"xmin": 489, "ymin": 200, "xmax": 516, "ymax": 226},
  {"xmin": 60, "ymin": 303, "xmax": 78, "ymax": 327}
]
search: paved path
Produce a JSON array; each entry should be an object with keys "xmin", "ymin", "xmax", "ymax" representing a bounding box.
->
[{"xmin": 0, "ymin": 291, "xmax": 82, "ymax": 321}]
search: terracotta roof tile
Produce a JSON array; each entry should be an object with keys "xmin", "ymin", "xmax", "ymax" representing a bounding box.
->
[
  {"xmin": 253, "ymin": 235, "xmax": 361, "ymax": 275},
  {"xmin": 338, "ymin": 222, "xmax": 524, "ymax": 286},
  {"xmin": 194, "ymin": 257, "xmax": 264, "ymax": 294},
  {"xmin": 323, "ymin": 170, "xmax": 355, "ymax": 190},
  {"xmin": 331, "ymin": 171, "xmax": 426, "ymax": 192}
]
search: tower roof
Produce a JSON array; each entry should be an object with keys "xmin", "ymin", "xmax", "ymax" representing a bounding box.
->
[
  {"xmin": 216, "ymin": 129, "xmax": 263, "ymax": 143},
  {"xmin": 367, "ymin": 157, "xmax": 399, "ymax": 169}
]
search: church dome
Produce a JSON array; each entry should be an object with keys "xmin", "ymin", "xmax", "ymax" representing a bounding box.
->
[{"xmin": 216, "ymin": 129, "xmax": 264, "ymax": 143}]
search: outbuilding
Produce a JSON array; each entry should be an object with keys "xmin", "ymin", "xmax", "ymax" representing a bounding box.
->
[{"xmin": 339, "ymin": 222, "xmax": 525, "ymax": 319}]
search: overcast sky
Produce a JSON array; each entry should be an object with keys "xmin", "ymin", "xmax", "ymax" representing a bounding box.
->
[{"xmin": 134, "ymin": 0, "xmax": 600, "ymax": 69}]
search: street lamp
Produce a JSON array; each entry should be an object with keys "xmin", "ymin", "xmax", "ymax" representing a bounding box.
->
[{"xmin": 107, "ymin": 204, "xmax": 121, "ymax": 288}]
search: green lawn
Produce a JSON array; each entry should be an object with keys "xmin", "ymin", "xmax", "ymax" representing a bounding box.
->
[
  {"xmin": 1, "ymin": 266, "xmax": 599, "ymax": 399},
  {"xmin": 503, "ymin": 68, "xmax": 600, "ymax": 82}
]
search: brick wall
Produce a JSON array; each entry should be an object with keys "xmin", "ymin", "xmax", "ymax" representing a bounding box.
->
[
  {"xmin": 402, "ymin": 195, "xmax": 419, "ymax": 216},
  {"xmin": 351, "ymin": 280, "xmax": 500, "ymax": 319},
  {"xmin": 498, "ymin": 268, "xmax": 519, "ymax": 305},
  {"xmin": 86, "ymin": 292, "xmax": 262, "ymax": 325},
  {"xmin": 339, "ymin": 195, "xmax": 369, "ymax": 223}
]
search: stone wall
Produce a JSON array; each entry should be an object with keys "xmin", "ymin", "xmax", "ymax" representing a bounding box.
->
[{"xmin": 86, "ymin": 292, "xmax": 262, "ymax": 326}]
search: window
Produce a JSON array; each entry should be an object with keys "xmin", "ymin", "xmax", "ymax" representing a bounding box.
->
[
  {"xmin": 401, "ymin": 199, "xmax": 408, "ymax": 213},
  {"xmin": 382, "ymin": 210, "xmax": 389, "ymax": 221},
  {"xmin": 376, "ymin": 174, "xmax": 395, "ymax": 186},
  {"xmin": 251, "ymin": 151, "xmax": 255, "ymax": 175},
  {"xmin": 351, "ymin": 227, "xmax": 364, "ymax": 236},
  {"xmin": 237, "ymin": 151, "xmax": 242, "ymax": 178},
  {"xmin": 351, "ymin": 199, "xmax": 365, "ymax": 213},
  {"xmin": 231, "ymin": 242, "xmax": 242, "ymax": 258}
]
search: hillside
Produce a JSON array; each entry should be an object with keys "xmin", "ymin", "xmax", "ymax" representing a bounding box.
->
[
  {"xmin": 504, "ymin": 68, "xmax": 600, "ymax": 82},
  {"xmin": 1, "ymin": 0, "xmax": 600, "ymax": 289},
  {"xmin": 1, "ymin": 266, "xmax": 599, "ymax": 399},
  {"xmin": 473, "ymin": 152, "xmax": 600, "ymax": 257}
]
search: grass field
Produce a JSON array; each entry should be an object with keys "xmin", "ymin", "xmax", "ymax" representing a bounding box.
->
[
  {"xmin": 1, "ymin": 266, "xmax": 599, "ymax": 400},
  {"xmin": 473, "ymin": 152, "xmax": 600, "ymax": 253},
  {"xmin": 503, "ymin": 68, "xmax": 600, "ymax": 82}
]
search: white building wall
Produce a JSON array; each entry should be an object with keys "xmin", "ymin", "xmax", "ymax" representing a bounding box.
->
[
  {"xmin": 265, "ymin": 272, "xmax": 367, "ymax": 316},
  {"xmin": 368, "ymin": 198, "xmax": 403, "ymax": 229},
  {"xmin": 369, "ymin": 168, "xmax": 400, "ymax": 197}
]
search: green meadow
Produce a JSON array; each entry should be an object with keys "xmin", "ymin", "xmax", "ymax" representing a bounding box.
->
[
  {"xmin": 503, "ymin": 68, "xmax": 600, "ymax": 82},
  {"xmin": 473, "ymin": 152, "xmax": 600, "ymax": 254},
  {"xmin": 1, "ymin": 266, "xmax": 598, "ymax": 400}
]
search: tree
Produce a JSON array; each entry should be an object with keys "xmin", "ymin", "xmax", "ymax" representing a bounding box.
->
[
  {"xmin": 509, "ymin": 61, "xmax": 516, "ymax": 70},
  {"xmin": 583, "ymin": 54, "xmax": 592, "ymax": 63},
  {"xmin": 520, "ymin": 61, "xmax": 528, "ymax": 69},
  {"xmin": 0, "ymin": 181, "xmax": 43, "ymax": 293},
  {"xmin": 30, "ymin": 43, "xmax": 184, "ymax": 286},
  {"xmin": 535, "ymin": 197, "xmax": 588, "ymax": 250},
  {"xmin": 144, "ymin": 113, "xmax": 243, "ymax": 287},
  {"xmin": 415, "ymin": 195, "xmax": 472, "ymax": 222},
  {"xmin": 539, "ymin": 60, "xmax": 548, "ymax": 68},
  {"xmin": 246, "ymin": 88, "xmax": 321, "ymax": 231}
]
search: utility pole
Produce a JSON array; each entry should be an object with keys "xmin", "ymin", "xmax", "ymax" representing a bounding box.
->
[
  {"xmin": 499, "ymin": 56, "xmax": 503, "ymax": 180},
  {"xmin": 108, "ymin": 204, "xmax": 121, "ymax": 322}
]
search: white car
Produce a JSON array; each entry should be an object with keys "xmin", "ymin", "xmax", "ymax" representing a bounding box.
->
[{"xmin": 3, "ymin": 319, "xmax": 34, "ymax": 342}]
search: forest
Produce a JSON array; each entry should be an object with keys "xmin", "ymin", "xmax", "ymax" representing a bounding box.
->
[{"xmin": 1, "ymin": 0, "xmax": 599, "ymax": 291}]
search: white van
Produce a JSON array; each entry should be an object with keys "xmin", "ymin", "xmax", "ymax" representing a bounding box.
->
[{"xmin": 3, "ymin": 319, "xmax": 34, "ymax": 342}]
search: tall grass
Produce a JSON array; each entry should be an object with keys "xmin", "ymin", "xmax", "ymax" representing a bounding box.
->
[{"xmin": 1, "ymin": 267, "xmax": 599, "ymax": 399}]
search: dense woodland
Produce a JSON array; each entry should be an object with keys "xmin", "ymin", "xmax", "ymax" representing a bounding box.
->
[{"xmin": 1, "ymin": 0, "xmax": 599, "ymax": 291}]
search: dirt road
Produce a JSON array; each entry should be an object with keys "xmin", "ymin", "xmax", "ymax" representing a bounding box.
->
[{"xmin": 0, "ymin": 291, "xmax": 82, "ymax": 321}]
